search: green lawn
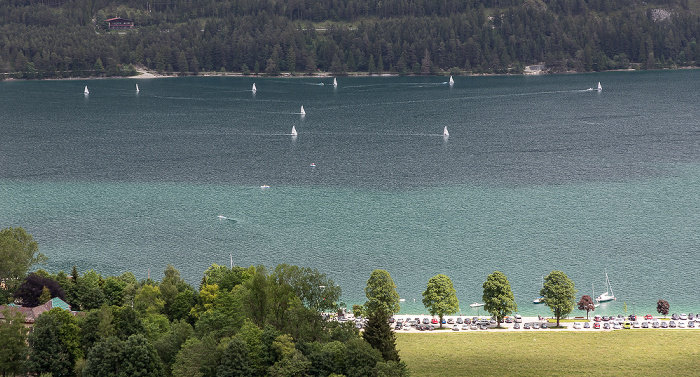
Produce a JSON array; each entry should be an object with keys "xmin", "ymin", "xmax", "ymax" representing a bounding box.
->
[{"xmin": 397, "ymin": 331, "xmax": 700, "ymax": 376}]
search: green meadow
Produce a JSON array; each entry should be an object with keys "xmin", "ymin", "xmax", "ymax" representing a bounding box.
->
[{"xmin": 397, "ymin": 331, "xmax": 700, "ymax": 376}]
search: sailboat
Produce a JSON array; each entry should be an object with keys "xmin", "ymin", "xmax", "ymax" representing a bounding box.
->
[
  {"xmin": 533, "ymin": 275, "xmax": 544, "ymax": 304},
  {"xmin": 84, "ymin": 86, "xmax": 89, "ymax": 95},
  {"xmin": 595, "ymin": 271, "xmax": 615, "ymax": 303},
  {"xmin": 333, "ymin": 78, "xmax": 338, "ymax": 87},
  {"xmin": 300, "ymin": 106, "xmax": 305, "ymax": 115},
  {"xmin": 136, "ymin": 84, "xmax": 140, "ymax": 93},
  {"xmin": 443, "ymin": 126, "xmax": 449, "ymax": 137},
  {"xmin": 449, "ymin": 76, "xmax": 454, "ymax": 86},
  {"xmin": 597, "ymin": 82, "xmax": 602, "ymax": 91},
  {"xmin": 252, "ymin": 83, "xmax": 257, "ymax": 92},
  {"xmin": 291, "ymin": 126, "xmax": 298, "ymax": 136}
]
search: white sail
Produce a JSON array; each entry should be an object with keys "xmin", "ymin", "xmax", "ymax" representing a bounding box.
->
[
  {"xmin": 291, "ymin": 126, "xmax": 298, "ymax": 136},
  {"xmin": 333, "ymin": 78, "xmax": 338, "ymax": 87},
  {"xmin": 300, "ymin": 106, "xmax": 305, "ymax": 115},
  {"xmin": 449, "ymin": 76, "xmax": 454, "ymax": 85},
  {"xmin": 443, "ymin": 126, "xmax": 449, "ymax": 137},
  {"xmin": 252, "ymin": 83, "xmax": 257, "ymax": 92},
  {"xmin": 595, "ymin": 271, "xmax": 615, "ymax": 302},
  {"xmin": 136, "ymin": 84, "xmax": 140, "ymax": 93},
  {"xmin": 597, "ymin": 82, "xmax": 602, "ymax": 91},
  {"xmin": 84, "ymin": 86, "xmax": 89, "ymax": 94}
]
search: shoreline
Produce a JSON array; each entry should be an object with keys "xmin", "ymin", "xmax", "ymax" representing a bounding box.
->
[{"xmin": 3, "ymin": 65, "xmax": 699, "ymax": 82}]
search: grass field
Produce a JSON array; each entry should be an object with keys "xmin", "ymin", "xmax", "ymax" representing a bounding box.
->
[{"xmin": 397, "ymin": 331, "xmax": 700, "ymax": 376}]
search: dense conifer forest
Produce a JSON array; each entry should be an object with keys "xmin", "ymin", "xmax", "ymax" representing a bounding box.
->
[{"xmin": 0, "ymin": 0, "xmax": 699, "ymax": 78}]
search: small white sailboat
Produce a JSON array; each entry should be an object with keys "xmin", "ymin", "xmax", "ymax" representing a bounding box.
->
[
  {"xmin": 595, "ymin": 271, "xmax": 615, "ymax": 303},
  {"xmin": 291, "ymin": 126, "xmax": 298, "ymax": 136},
  {"xmin": 443, "ymin": 126, "xmax": 449, "ymax": 137},
  {"xmin": 217, "ymin": 215, "xmax": 227, "ymax": 221},
  {"xmin": 470, "ymin": 302, "xmax": 484, "ymax": 308},
  {"xmin": 449, "ymin": 76, "xmax": 454, "ymax": 86},
  {"xmin": 136, "ymin": 84, "xmax": 140, "ymax": 93},
  {"xmin": 84, "ymin": 86, "xmax": 89, "ymax": 95},
  {"xmin": 597, "ymin": 82, "xmax": 602, "ymax": 91},
  {"xmin": 533, "ymin": 275, "xmax": 544, "ymax": 304},
  {"xmin": 333, "ymin": 78, "xmax": 338, "ymax": 87},
  {"xmin": 300, "ymin": 106, "xmax": 305, "ymax": 115},
  {"xmin": 252, "ymin": 83, "xmax": 257, "ymax": 92}
]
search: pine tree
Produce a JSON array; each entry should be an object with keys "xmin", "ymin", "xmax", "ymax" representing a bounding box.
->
[{"xmin": 362, "ymin": 312, "xmax": 399, "ymax": 362}]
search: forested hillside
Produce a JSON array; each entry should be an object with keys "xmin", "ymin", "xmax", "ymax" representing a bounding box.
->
[{"xmin": 1, "ymin": 0, "xmax": 699, "ymax": 79}]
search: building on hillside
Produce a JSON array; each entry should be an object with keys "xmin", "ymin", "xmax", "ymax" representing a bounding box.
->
[
  {"xmin": 0, "ymin": 297, "xmax": 75, "ymax": 327},
  {"xmin": 106, "ymin": 18, "xmax": 134, "ymax": 30}
]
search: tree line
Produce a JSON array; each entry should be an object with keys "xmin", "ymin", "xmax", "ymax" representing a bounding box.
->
[
  {"xmin": 0, "ymin": 227, "xmax": 408, "ymax": 377},
  {"xmin": 0, "ymin": 0, "xmax": 698, "ymax": 80}
]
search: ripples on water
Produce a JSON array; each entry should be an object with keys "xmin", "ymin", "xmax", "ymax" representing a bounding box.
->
[{"xmin": 1, "ymin": 71, "xmax": 700, "ymax": 315}]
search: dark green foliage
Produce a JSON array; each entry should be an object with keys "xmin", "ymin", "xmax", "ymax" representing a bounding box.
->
[
  {"xmin": 0, "ymin": 309, "xmax": 28, "ymax": 377},
  {"xmin": 83, "ymin": 334, "xmax": 164, "ymax": 377},
  {"xmin": 155, "ymin": 320, "xmax": 194, "ymax": 376},
  {"xmin": 482, "ymin": 271, "xmax": 517, "ymax": 327},
  {"xmin": 344, "ymin": 338, "xmax": 384, "ymax": 377},
  {"xmin": 363, "ymin": 312, "xmax": 400, "ymax": 362},
  {"xmin": 217, "ymin": 337, "xmax": 254, "ymax": 377},
  {"xmin": 113, "ymin": 305, "xmax": 145, "ymax": 339},
  {"xmin": 1, "ymin": 0, "xmax": 698, "ymax": 80},
  {"xmin": 26, "ymin": 308, "xmax": 83, "ymax": 377}
]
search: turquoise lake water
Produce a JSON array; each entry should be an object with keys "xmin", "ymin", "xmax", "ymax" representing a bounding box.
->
[{"xmin": 1, "ymin": 71, "xmax": 700, "ymax": 316}]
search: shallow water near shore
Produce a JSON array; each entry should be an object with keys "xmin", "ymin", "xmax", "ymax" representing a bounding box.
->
[{"xmin": 2, "ymin": 71, "xmax": 700, "ymax": 316}]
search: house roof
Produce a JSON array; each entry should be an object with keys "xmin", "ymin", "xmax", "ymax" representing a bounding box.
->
[{"xmin": 0, "ymin": 297, "xmax": 73, "ymax": 323}]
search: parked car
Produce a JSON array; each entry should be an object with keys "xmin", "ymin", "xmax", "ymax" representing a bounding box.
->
[
  {"xmin": 594, "ymin": 315, "xmax": 602, "ymax": 322},
  {"xmin": 672, "ymin": 313, "xmax": 680, "ymax": 320},
  {"xmin": 523, "ymin": 323, "xmax": 531, "ymax": 329},
  {"xmin": 689, "ymin": 321, "xmax": 696, "ymax": 328},
  {"xmin": 388, "ymin": 317, "xmax": 395, "ymax": 323},
  {"xmin": 613, "ymin": 323, "xmax": 621, "ymax": 330},
  {"xmin": 623, "ymin": 322, "xmax": 631, "ymax": 329},
  {"xmin": 644, "ymin": 314, "xmax": 653, "ymax": 320},
  {"xmin": 603, "ymin": 323, "xmax": 611, "ymax": 329},
  {"xmin": 629, "ymin": 315, "xmax": 637, "ymax": 321},
  {"xmin": 456, "ymin": 317, "xmax": 464, "ymax": 324},
  {"xmin": 479, "ymin": 324, "xmax": 488, "ymax": 330},
  {"xmin": 584, "ymin": 322, "xmax": 591, "ymax": 329},
  {"xmin": 573, "ymin": 322, "xmax": 582, "ymax": 329},
  {"xmin": 462, "ymin": 324, "xmax": 469, "ymax": 330},
  {"xmin": 688, "ymin": 313, "xmax": 695, "ymax": 320},
  {"xmin": 653, "ymin": 321, "xmax": 661, "ymax": 328},
  {"xmin": 431, "ymin": 318, "xmax": 438, "ymax": 324},
  {"xmin": 669, "ymin": 321, "xmax": 677, "ymax": 328},
  {"xmin": 470, "ymin": 324, "xmax": 478, "ymax": 330},
  {"xmin": 641, "ymin": 321, "xmax": 649, "ymax": 328},
  {"xmin": 423, "ymin": 317, "xmax": 430, "ymax": 324},
  {"xmin": 633, "ymin": 321, "xmax": 640, "ymax": 328},
  {"xmin": 513, "ymin": 323, "xmax": 521, "ymax": 329},
  {"xmin": 452, "ymin": 325, "xmax": 459, "ymax": 331},
  {"xmin": 505, "ymin": 317, "xmax": 513, "ymax": 323},
  {"xmin": 514, "ymin": 314, "xmax": 522, "ymax": 323},
  {"xmin": 532, "ymin": 323, "xmax": 541, "ymax": 329},
  {"xmin": 594, "ymin": 322, "xmax": 601, "ymax": 329},
  {"xmin": 447, "ymin": 318, "xmax": 454, "ymax": 324},
  {"xmin": 541, "ymin": 323, "xmax": 548, "ymax": 329},
  {"xmin": 678, "ymin": 321, "xmax": 686, "ymax": 328},
  {"xmin": 680, "ymin": 313, "xmax": 688, "ymax": 320},
  {"xmin": 660, "ymin": 321, "xmax": 669, "ymax": 328}
]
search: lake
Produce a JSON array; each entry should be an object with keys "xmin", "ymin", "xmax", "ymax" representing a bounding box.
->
[{"xmin": 2, "ymin": 70, "xmax": 700, "ymax": 316}]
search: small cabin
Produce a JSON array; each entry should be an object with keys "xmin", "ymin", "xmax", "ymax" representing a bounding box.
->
[{"xmin": 106, "ymin": 18, "xmax": 134, "ymax": 30}]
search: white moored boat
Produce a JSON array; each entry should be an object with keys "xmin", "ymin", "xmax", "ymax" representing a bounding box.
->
[
  {"xmin": 333, "ymin": 78, "xmax": 337, "ymax": 87},
  {"xmin": 596, "ymin": 271, "xmax": 615, "ymax": 303},
  {"xmin": 470, "ymin": 302, "xmax": 484, "ymax": 308},
  {"xmin": 291, "ymin": 126, "xmax": 298, "ymax": 136},
  {"xmin": 449, "ymin": 76, "xmax": 454, "ymax": 86},
  {"xmin": 300, "ymin": 106, "xmax": 305, "ymax": 115},
  {"xmin": 252, "ymin": 83, "xmax": 257, "ymax": 92},
  {"xmin": 136, "ymin": 84, "xmax": 139, "ymax": 93},
  {"xmin": 84, "ymin": 86, "xmax": 89, "ymax": 94},
  {"xmin": 443, "ymin": 126, "xmax": 449, "ymax": 137},
  {"xmin": 597, "ymin": 82, "xmax": 602, "ymax": 91}
]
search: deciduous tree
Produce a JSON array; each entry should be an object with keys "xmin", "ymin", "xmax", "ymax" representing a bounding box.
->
[
  {"xmin": 0, "ymin": 309, "xmax": 28, "ymax": 377},
  {"xmin": 26, "ymin": 308, "xmax": 83, "ymax": 376},
  {"xmin": 577, "ymin": 295, "xmax": 595, "ymax": 319},
  {"xmin": 364, "ymin": 270, "xmax": 400, "ymax": 318},
  {"xmin": 482, "ymin": 271, "xmax": 517, "ymax": 327},
  {"xmin": 657, "ymin": 299, "xmax": 669, "ymax": 316},
  {"xmin": 422, "ymin": 274, "xmax": 459, "ymax": 328},
  {"xmin": 541, "ymin": 271, "xmax": 577, "ymax": 327},
  {"xmin": 0, "ymin": 227, "xmax": 46, "ymax": 304}
]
